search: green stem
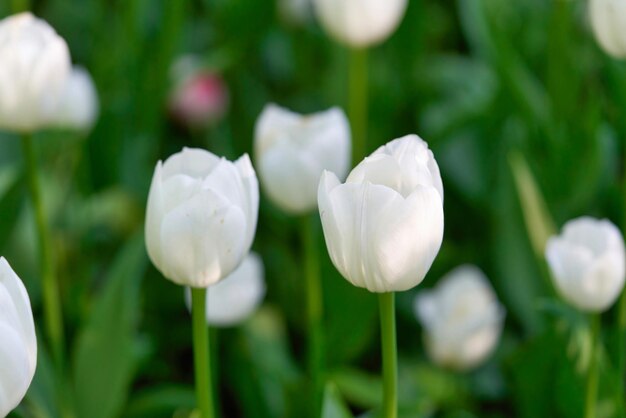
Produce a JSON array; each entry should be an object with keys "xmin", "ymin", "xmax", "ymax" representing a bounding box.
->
[
  {"xmin": 585, "ymin": 314, "xmax": 600, "ymax": 418},
  {"xmin": 301, "ymin": 215, "xmax": 324, "ymax": 417},
  {"xmin": 618, "ymin": 290, "xmax": 626, "ymax": 418},
  {"xmin": 11, "ymin": 0, "xmax": 30, "ymax": 12},
  {"xmin": 21, "ymin": 135, "xmax": 65, "ymax": 369},
  {"xmin": 192, "ymin": 288, "xmax": 215, "ymax": 418},
  {"xmin": 349, "ymin": 47, "xmax": 369, "ymax": 165},
  {"xmin": 379, "ymin": 293, "xmax": 398, "ymax": 418}
]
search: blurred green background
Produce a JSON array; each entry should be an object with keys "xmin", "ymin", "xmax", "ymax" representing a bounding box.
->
[{"xmin": 1, "ymin": 0, "xmax": 626, "ymax": 417}]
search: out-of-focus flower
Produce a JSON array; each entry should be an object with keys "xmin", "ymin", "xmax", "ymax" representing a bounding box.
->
[
  {"xmin": 0, "ymin": 257, "xmax": 37, "ymax": 417},
  {"xmin": 169, "ymin": 55, "xmax": 229, "ymax": 129},
  {"xmin": 278, "ymin": 0, "xmax": 313, "ymax": 26},
  {"xmin": 52, "ymin": 66, "xmax": 99, "ymax": 131},
  {"xmin": 145, "ymin": 147, "xmax": 259, "ymax": 288},
  {"xmin": 185, "ymin": 252, "xmax": 265, "ymax": 326},
  {"xmin": 0, "ymin": 12, "xmax": 71, "ymax": 133},
  {"xmin": 255, "ymin": 104, "xmax": 351, "ymax": 214},
  {"xmin": 414, "ymin": 265, "xmax": 504, "ymax": 371},
  {"xmin": 318, "ymin": 134, "xmax": 444, "ymax": 293},
  {"xmin": 589, "ymin": 0, "xmax": 626, "ymax": 58},
  {"xmin": 546, "ymin": 217, "xmax": 626, "ymax": 312},
  {"xmin": 313, "ymin": 0, "xmax": 408, "ymax": 47}
]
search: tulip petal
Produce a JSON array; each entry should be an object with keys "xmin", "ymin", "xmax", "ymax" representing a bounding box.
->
[{"xmin": 161, "ymin": 147, "xmax": 220, "ymax": 180}]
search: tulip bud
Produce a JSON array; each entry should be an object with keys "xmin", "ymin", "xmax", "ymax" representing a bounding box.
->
[
  {"xmin": 255, "ymin": 104, "xmax": 351, "ymax": 214},
  {"xmin": 318, "ymin": 134, "xmax": 444, "ymax": 293},
  {"xmin": 313, "ymin": 0, "xmax": 408, "ymax": 47},
  {"xmin": 546, "ymin": 217, "xmax": 626, "ymax": 312},
  {"xmin": 169, "ymin": 55, "xmax": 229, "ymax": 129},
  {"xmin": 414, "ymin": 265, "xmax": 504, "ymax": 371},
  {"xmin": 0, "ymin": 12, "xmax": 71, "ymax": 132},
  {"xmin": 0, "ymin": 257, "xmax": 37, "ymax": 417},
  {"xmin": 145, "ymin": 147, "xmax": 259, "ymax": 288},
  {"xmin": 185, "ymin": 252, "xmax": 266, "ymax": 326},
  {"xmin": 52, "ymin": 66, "xmax": 99, "ymax": 131},
  {"xmin": 589, "ymin": 0, "xmax": 626, "ymax": 59}
]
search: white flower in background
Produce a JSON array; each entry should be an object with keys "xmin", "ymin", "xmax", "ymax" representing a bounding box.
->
[
  {"xmin": 313, "ymin": 0, "xmax": 408, "ymax": 47},
  {"xmin": 589, "ymin": 0, "xmax": 626, "ymax": 58},
  {"xmin": 52, "ymin": 66, "xmax": 99, "ymax": 131},
  {"xmin": 0, "ymin": 12, "xmax": 71, "ymax": 132},
  {"xmin": 546, "ymin": 217, "xmax": 626, "ymax": 312},
  {"xmin": 255, "ymin": 104, "xmax": 351, "ymax": 214},
  {"xmin": 185, "ymin": 252, "xmax": 266, "ymax": 326},
  {"xmin": 0, "ymin": 257, "xmax": 37, "ymax": 417},
  {"xmin": 145, "ymin": 147, "xmax": 259, "ymax": 288},
  {"xmin": 318, "ymin": 134, "xmax": 443, "ymax": 293},
  {"xmin": 278, "ymin": 0, "xmax": 313, "ymax": 26},
  {"xmin": 414, "ymin": 265, "xmax": 504, "ymax": 371}
]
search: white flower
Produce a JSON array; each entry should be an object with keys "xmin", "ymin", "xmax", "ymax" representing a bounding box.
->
[
  {"xmin": 145, "ymin": 148, "xmax": 259, "ymax": 288},
  {"xmin": 52, "ymin": 66, "xmax": 99, "ymax": 131},
  {"xmin": 0, "ymin": 12, "xmax": 71, "ymax": 132},
  {"xmin": 313, "ymin": 0, "xmax": 408, "ymax": 47},
  {"xmin": 0, "ymin": 257, "xmax": 37, "ymax": 417},
  {"xmin": 255, "ymin": 104, "xmax": 351, "ymax": 214},
  {"xmin": 318, "ymin": 134, "xmax": 443, "ymax": 293},
  {"xmin": 589, "ymin": 0, "xmax": 626, "ymax": 58},
  {"xmin": 546, "ymin": 217, "xmax": 626, "ymax": 312},
  {"xmin": 414, "ymin": 266, "xmax": 504, "ymax": 371},
  {"xmin": 185, "ymin": 252, "xmax": 266, "ymax": 326}
]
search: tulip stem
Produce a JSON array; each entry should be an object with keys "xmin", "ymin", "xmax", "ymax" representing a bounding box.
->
[
  {"xmin": 11, "ymin": 0, "xmax": 30, "ymax": 12},
  {"xmin": 192, "ymin": 288, "xmax": 215, "ymax": 418},
  {"xmin": 21, "ymin": 134, "xmax": 65, "ymax": 369},
  {"xmin": 301, "ymin": 215, "xmax": 324, "ymax": 417},
  {"xmin": 585, "ymin": 314, "xmax": 600, "ymax": 418},
  {"xmin": 379, "ymin": 292, "xmax": 398, "ymax": 418},
  {"xmin": 349, "ymin": 47, "xmax": 368, "ymax": 164}
]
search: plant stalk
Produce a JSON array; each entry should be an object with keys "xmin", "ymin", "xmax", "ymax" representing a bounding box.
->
[
  {"xmin": 379, "ymin": 292, "xmax": 398, "ymax": 418},
  {"xmin": 192, "ymin": 288, "xmax": 215, "ymax": 418}
]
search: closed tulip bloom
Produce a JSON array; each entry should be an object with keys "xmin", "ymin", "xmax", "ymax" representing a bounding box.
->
[
  {"xmin": 255, "ymin": 104, "xmax": 351, "ymax": 214},
  {"xmin": 146, "ymin": 147, "xmax": 259, "ymax": 288},
  {"xmin": 185, "ymin": 252, "xmax": 266, "ymax": 326},
  {"xmin": 313, "ymin": 0, "xmax": 408, "ymax": 47},
  {"xmin": 546, "ymin": 217, "xmax": 626, "ymax": 312},
  {"xmin": 0, "ymin": 257, "xmax": 37, "ymax": 417},
  {"xmin": 318, "ymin": 134, "xmax": 444, "ymax": 293},
  {"xmin": 414, "ymin": 266, "xmax": 504, "ymax": 371},
  {"xmin": 52, "ymin": 66, "xmax": 99, "ymax": 131},
  {"xmin": 0, "ymin": 12, "xmax": 71, "ymax": 132},
  {"xmin": 589, "ymin": 0, "xmax": 626, "ymax": 58}
]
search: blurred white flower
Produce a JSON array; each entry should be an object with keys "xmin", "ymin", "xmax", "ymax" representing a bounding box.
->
[
  {"xmin": 0, "ymin": 12, "xmax": 71, "ymax": 132},
  {"xmin": 145, "ymin": 147, "xmax": 259, "ymax": 288},
  {"xmin": 415, "ymin": 265, "xmax": 504, "ymax": 371},
  {"xmin": 318, "ymin": 134, "xmax": 444, "ymax": 293},
  {"xmin": 52, "ymin": 66, "xmax": 99, "ymax": 131},
  {"xmin": 313, "ymin": 0, "xmax": 408, "ymax": 47},
  {"xmin": 589, "ymin": 0, "xmax": 626, "ymax": 58},
  {"xmin": 185, "ymin": 252, "xmax": 266, "ymax": 326},
  {"xmin": 169, "ymin": 55, "xmax": 229, "ymax": 129},
  {"xmin": 278, "ymin": 0, "xmax": 313, "ymax": 26},
  {"xmin": 0, "ymin": 257, "xmax": 37, "ymax": 417},
  {"xmin": 546, "ymin": 217, "xmax": 626, "ymax": 312},
  {"xmin": 255, "ymin": 104, "xmax": 351, "ymax": 214}
]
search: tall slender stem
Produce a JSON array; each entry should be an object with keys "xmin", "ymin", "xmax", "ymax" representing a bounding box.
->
[
  {"xmin": 618, "ymin": 290, "xmax": 626, "ymax": 418},
  {"xmin": 301, "ymin": 215, "xmax": 324, "ymax": 417},
  {"xmin": 192, "ymin": 288, "xmax": 215, "ymax": 418},
  {"xmin": 11, "ymin": 0, "xmax": 30, "ymax": 12},
  {"xmin": 349, "ymin": 47, "xmax": 369, "ymax": 164},
  {"xmin": 585, "ymin": 314, "xmax": 600, "ymax": 418},
  {"xmin": 21, "ymin": 134, "xmax": 65, "ymax": 368},
  {"xmin": 379, "ymin": 292, "xmax": 398, "ymax": 418}
]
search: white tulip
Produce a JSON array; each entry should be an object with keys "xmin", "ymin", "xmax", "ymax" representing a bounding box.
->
[
  {"xmin": 589, "ymin": 0, "xmax": 626, "ymax": 58},
  {"xmin": 414, "ymin": 265, "xmax": 504, "ymax": 371},
  {"xmin": 313, "ymin": 0, "xmax": 408, "ymax": 47},
  {"xmin": 255, "ymin": 104, "xmax": 351, "ymax": 214},
  {"xmin": 546, "ymin": 217, "xmax": 626, "ymax": 312},
  {"xmin": 185, "ymin": 252, "xmax": 266, "ymax": 326},
  {"xmin": 145, "ymin": 147, "xmax": 259, "ymax": 288},
  {"xmin": 318, "ymin": 134, "xmax": 444, "ymax": 293},
  {"xmin": 0, "ymin": 257, "xmax": 37, "ymax": 416},
  {"xmin": 52, "ymin": 66, "xmax": 99, "ymax": 131},
  {"xmin": 0, "ymin": 12, "xmax": 71, "ymax": 132}
]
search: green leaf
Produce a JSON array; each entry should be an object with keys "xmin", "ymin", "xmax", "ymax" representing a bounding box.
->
[
  {"xmin": 123, "ymin": 385, "xmax": 196, "ymax": 418},
  {"xmin": 330, "ymin": 368, "xmax": 382, "ymax": 409},
  {"xmin": 72, "ymin": 233, "xmax": 147, "ymax": 418},
  {"xmin": 322, "ymin": 383, "xmax": 353, "ymax": 418}
]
